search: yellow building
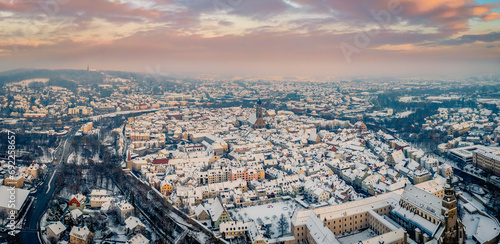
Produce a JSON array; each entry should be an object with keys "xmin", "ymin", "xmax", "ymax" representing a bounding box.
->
[
  {"xmin": 220, "ymin": 221, "xmax": 248, "ymax": 239},
  {"xmin": 117, "ymin": 201, "xmax": 135, "ymax": 221},
  {"xmin": 69, "ymin": 226, "xmax": 93, "ymax": 244},
  {"xmin": 5, "ymin": 175, "xmax": 24, "ymax": 188},
  {"xmin": 25, "ymin": 163, "xmax": 40, "ymax": 179},
  {"xmin": 415, "ymin": 179, "xmax": 445, "ymax": 199},
  {"xmin": 23, "ymin": 113, "xmax": 46, "ymax": 118},
  {"xmin": 90, "ymin": 197, "xmax": 113, "ymax": 207},
  {"xmin": 81, "ymin": 122, "xmax": 93, "ymax": 134},
  {"xmin": 160, "ymin": 182, "xmax": 174, "ymax": 195}
]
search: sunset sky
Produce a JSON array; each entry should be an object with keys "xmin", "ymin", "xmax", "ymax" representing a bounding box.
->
[{"xmin": 1, "ymin": 0, "xmax": 499, "ymax": 77}]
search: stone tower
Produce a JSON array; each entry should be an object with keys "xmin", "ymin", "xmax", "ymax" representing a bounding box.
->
[
  {"xmin": 442, "ymin": 177, "xmax": 464, "ymax": 244},
  {"xmin": 253, "ymin": 99, "xmax": 266, "ymax": 129}
]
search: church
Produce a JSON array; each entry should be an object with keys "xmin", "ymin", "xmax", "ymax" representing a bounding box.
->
[
  {"xmin": 248, "ymin": 99, "xmax": 266, "ymax": 129},
  {"xmin": 390, "ymin": 178, "xmax": 465, "ymax": 244}
]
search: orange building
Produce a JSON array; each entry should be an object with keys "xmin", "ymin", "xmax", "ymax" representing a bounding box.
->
[{"xmin": 230, "ymin": 167, "xmax": 265, "ymax": 182}]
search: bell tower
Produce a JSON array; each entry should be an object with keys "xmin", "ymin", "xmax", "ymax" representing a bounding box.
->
[
  {"xmin": 253, "ymin": 99, "xmax": 266, "ymax": 129},
  {"xmin": 442, "ymin": 177, "xmax": 463, "ymax": 244}
]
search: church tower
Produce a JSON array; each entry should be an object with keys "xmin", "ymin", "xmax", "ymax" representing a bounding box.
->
[
  {"xmin": 253, "ymin": 99, "xmax": 266, "ymax": 129},
  {"xmin": 442, "ymin": 177, "xmax": 464, "ymax": 244}
]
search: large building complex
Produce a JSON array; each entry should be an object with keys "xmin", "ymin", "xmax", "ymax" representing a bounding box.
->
[
  {"xmin": 291, "ymin": 180, "xmax": 465, "ymax": 244},
  {"xmin": 473, "ymin": 149, "xmax": 500, "ymax": 176}
]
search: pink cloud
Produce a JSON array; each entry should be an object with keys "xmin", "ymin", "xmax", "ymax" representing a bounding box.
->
[
  {"xmin": 1, "ymin": 0, "xmax": 499, "ymax": 75},
  {"xmin": 481, "ymin": 12, "xmax": 500, "ymax": 21}
]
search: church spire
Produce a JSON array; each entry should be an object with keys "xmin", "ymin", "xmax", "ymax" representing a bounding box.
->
[{"xmin": 253, "ymin": 99, "xmax": 266, "ymax": 129}]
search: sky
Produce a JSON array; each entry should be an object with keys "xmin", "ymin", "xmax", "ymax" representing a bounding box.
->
[{"xmin": 0, "ymin": 0, "xmax": 499, "ymax": 77}]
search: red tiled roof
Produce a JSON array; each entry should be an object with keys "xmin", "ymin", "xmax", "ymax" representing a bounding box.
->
[{"xmin": 152, "ymin": 159, "xmax": 169, "ymax": 165}]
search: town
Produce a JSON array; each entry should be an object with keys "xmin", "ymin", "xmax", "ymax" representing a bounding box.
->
[{"xmin": 0, "ymin": 69, "xmax": 499, "ymax": 244}]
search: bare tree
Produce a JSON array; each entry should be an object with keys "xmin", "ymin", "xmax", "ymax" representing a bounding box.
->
[
  {"xmin": 47, "ymin": 236, "xmax": 57, "ymax": 244},
  {"xmin": 277, "ymin": 213, "xmax": 288, "ymax": 237},
  {"xmin": 0, "ymin": 210, "xmax": 8, "ymax": 225}
]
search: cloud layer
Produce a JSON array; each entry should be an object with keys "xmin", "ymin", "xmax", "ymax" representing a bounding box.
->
[{"xmin": 0, "ymin": 0, "xmax": 499, "ymax": 76}]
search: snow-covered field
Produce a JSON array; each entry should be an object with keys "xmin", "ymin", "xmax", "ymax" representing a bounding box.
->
[
  {"xmin": 228, "ymin": 200, "xmax": 304, "ymax": 238},
  {"xmin": 337, "ymin": 229, "xmax": 377, "ymax": 244}
]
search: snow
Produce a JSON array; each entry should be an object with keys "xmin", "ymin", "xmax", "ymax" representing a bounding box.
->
[
  {"xmin": 400, "ymin": 185, "xmax": 443, "ymax": 221},
  {"xmin": 305, "ymin": 211, "xmax": 339, "ymax": 244},
  {"xmin": 458, "ymin": 196, "xmax": 500, "ymax": 243},
  {"xmin": 38, "ymin": 148, "xmax": 54, "ymax": 164},
  {"xmin": 392, "ymin": 205, "xmax": 438, "ymax": 236},
  {"xmin": 206, "ymin": 198, "xmax": 224, "ymax": 222},
  {"xmin": 337, "ymin": 228, "xmax": 378, "ymax": 244},
  {"xmin": 461, "ymin": 211, "xmax": 500, "ymax": 243},
  {"xmin": 104, "ymin": 224, "xmax": 129, "ymax": 243},
  {"xmin": 7, "ymin": 78, "xmax": 49, "ymax": 86},
  {"xmin": 368, "ymin": 210, "xmax": 398, "ymax": 231},
  {"xmin": 228, "ymin": 200, "xmax": 304, "ymax": 239},
  {"xmin": 125, "ymin": 216, "xmax": 146, "ymax": 230},
  {"xmin": 460, "ymin": 192, "xmax": 486, "ymax": 211},
  {"xmin": 0, "ymin": 186, "xmax": 30, "ymax": 211}
]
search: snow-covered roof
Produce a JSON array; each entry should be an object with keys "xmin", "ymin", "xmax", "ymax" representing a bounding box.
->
[
  {"xmin": 299, "ymin": 190, "xmax": 403, "ymax": 224},
  {"xmin": 401, "ymin": 185, "xmax": 444, "ymax": 221},
  {"xmin": 70, "ymin": 226, "xmax": 91, "ymax": 240},
  {"xmin": 0, "ymin": 185, "xmax": 29, "ymax": 211},
  {"xmin": 70, "ymin": 208, "xmax": 83, "ymax": 220},
  {"xmin": 117, "ymin": 201, "xmax": 134, "ymax": 211},
  {"xmin": 126, "ymin": 233, "xmax": 149, "ymax": 244},
  {"xmin": 194, "ymin": 204, "xmax": 207, "ymax": 217},
  {"xmin": 368, "ymin": 209, "xmax": 398, "ymax": 231},
  {"xmin": 391, "ymin": 205, "xmax": 438, "ymax": 236},
  {"xmin": 304, "ymin": 211, "xmax": 339, "ymax": 244},
  {"xmin": 206, "ymin": 197, "xmax": 225, "ymax": 221},
  {"xmin": 358, "ymin": 228, "xmax": 406, "ymax": 244},
  {"xmin": 125, "ymin": 216, "xmax": 146, "ymax": 230},
  {"xmin": 90, "ymin": 189, "xmax": 108, "ymax": 197},
  {"xmin": 47, "ymin": 221, "xmax": 66, "ymax": 236},
  {"xmin": 415, "ymin": 178, "xmax": 444, "ymax": 195}
]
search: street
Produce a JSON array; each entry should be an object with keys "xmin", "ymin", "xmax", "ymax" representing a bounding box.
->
[{"xmin": 20, "ymin": 129, "xmax": 76, "ymax": 244}]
